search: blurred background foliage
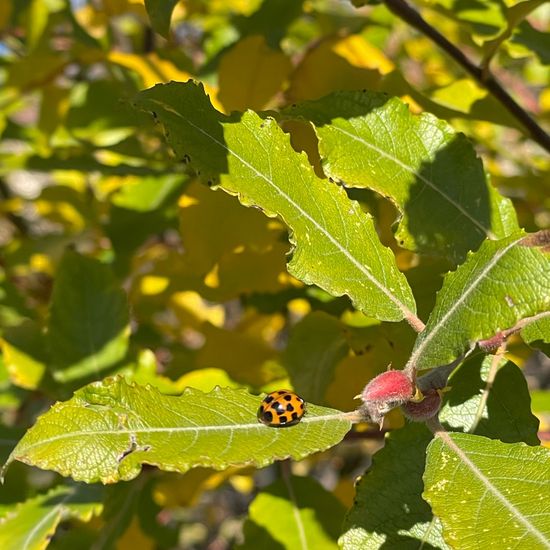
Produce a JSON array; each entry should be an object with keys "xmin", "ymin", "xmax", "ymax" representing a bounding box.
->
[{"xmin": 0, "ymin": 0, "xmax": 548, "ymax": 548}]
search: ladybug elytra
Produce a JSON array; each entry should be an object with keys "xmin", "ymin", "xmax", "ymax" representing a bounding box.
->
[{"xmin": 257, "ymin": 390, "xmax": 306, "ymax": 427}]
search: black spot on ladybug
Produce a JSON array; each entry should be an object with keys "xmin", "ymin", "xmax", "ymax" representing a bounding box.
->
[
  {"xmin": 291, "ymin": 412, "xmax": 298, "ymax": 420},
  {"xmin": 264, "ymin": 395, "xmax": 274, "ymax": 404},
  {"xmin": 279, "ymin": 415, "xmax": 288, "ymax": 424},
  {"xmin": 284, "ymin": 394, "xmax": 292, "ymax": 401},
  {"xmin": 263, "ymin": 411, "xmax": 273, "ymax": 423},
  {"xmin": 286, "ymin": 404, "xmax": 294, "ymax": 412}
]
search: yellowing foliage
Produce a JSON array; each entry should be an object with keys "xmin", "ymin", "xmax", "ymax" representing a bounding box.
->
[{"xmin": 217, "ymin": 35, "xmax": 292, "ymax": 111}]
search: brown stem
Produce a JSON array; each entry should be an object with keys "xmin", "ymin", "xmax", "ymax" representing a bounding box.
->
[{"xmin": 384, "ymin": 0, "xmax": 550, "ymax": 154}]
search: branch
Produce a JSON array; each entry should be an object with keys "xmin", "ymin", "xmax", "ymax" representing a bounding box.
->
[{"xmin": 384, "ymin": 0, "xmax": 550, "ymax": 154}]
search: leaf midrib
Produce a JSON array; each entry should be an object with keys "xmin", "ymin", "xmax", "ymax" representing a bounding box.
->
[
  {"xmin": 147, "ymin": 97, "xmax": 415, "ymax": 320},
  {"xmin": 407, "ymin": 235, "xmax": 523, "ymax": 368},
  {"xmin": 330, "ymin": 124, "xmax": 494, "ymax": 238},
  {"xmin": 437, "ymin": 433, "xmax": 550, "ymax": 549},
  {"xmin": 17, "ymin": 413, "xmax": 348, "ymax": 452}
]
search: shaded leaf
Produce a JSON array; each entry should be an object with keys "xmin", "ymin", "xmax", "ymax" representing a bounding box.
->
[
  {"xmin": 287, "ymin": 90, "xmax": 518, "ymax": 262},
  {"xmin": 134, "ymin": 81, "xmax": 416, "ymax": 323},
  {"xmin": 239, "ymin": 475, "xmax": 345, "ymax": 550},
  {"xmin": 110, "ymin": 174, "xmax": 186, "ymax": 212},
  {"xmin": 3, "ymin": 377, "xmax": 351, "ymax": 483},
  {"xmin": 408, "ymin": 231, "xmax": 550, "ymax": 371},
  {"xmin": 0, "ymin": 484, "xmax": 103, "ymax": 550},
  {"xmin": 341, "ymin": 423, "xmax": 449, "ymax": 549},
  {"xmin": 218, "ymin": 35, "xmax": 292, "ymax": 112},
  {"xmin": 424, "ymin": 433, "xmax": 550, "ymax": 549},
  {"xmin": 439, "ymin": 355, "xmax": 540, "ymax": 444},
  {"xmin": 144, "ymin": 0, "xmax": 178, "ymax": 38},
  {"xmin": 287, "ymin": 35, "xmax": 392, "ymax": 102},
  {"xmin": 48, "ymin": 250, "xmax": 130, "ymax": 385},
  {"xmin": 283, "ymin": 311, "xmax": 348, "ymax": 404}
]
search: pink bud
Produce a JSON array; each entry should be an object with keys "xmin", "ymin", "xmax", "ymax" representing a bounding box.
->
[
  {"xmin": 361, "ymin": 369, "xmax": 414, "ymax": 403},
  {"xmin": 359, "ymin": 369, "xmax": 415, "ymax": 425},
  {"xmin": 401, "ymin": 389, "xmax": 442, "ymax": 421}
]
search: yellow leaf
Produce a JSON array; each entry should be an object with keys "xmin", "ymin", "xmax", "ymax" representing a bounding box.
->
[
  {"xmin": 170, "ymin": 291, "xmax": 225, "ymax": 327},
  {"xmin": 153, "ymin": 466, "xmax": 250, "ymax": 508},
  {"xmin": 217, "ymin": 35, "xmax": 292, "ymax": 111},
  {"xmin": 209, "ymin": 0, "xmax": 263, "ymax": 15},
  {"xmin": 140, "ymin": 275, "xmax": 170, "ymax": 296},
  {"xmin": 178, "ymin": 180, "xmax": 289, "ymax": 299},
  {"xmin": 107, "ymin": 51, "xmax": 191, "ymax": 89},
  {"xmin": 116, "ymin": 517, "xmax": 154, "ymax": 550},
  {"xmin": 0, "ymin": 2, "xmax": 12, "ymax": 31},
  {"xmin": 430, "ymin": 78, "xmax": 488, "ymax": 114},
  {"xmin": 288, "ymin": 34, "xmax": 393, "ymax": 102},
  {"xmin": 175, "ymin": 367, "xmax": 240, "ymax": 392},
  {"xmin": 2, "ymin": 338, "xmax": 45, "ymax": 390},
  {"xmin": 282, "ymin": 119, "xmax": 324, "ymax": 177},
  {"xmin": 196, "ymin": 313, "xmax": 285, "ymax": 386}
]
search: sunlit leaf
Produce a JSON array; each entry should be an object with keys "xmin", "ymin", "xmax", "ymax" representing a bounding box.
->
[
  {"xmin": 408, "ymin": 231, "xmax": 550, "ymax": 371},
  {"xmin": 424, "ymin": 433, "xmax": 550, "ymax": 549},
  {"xmin": 3, "ymin": 377, "xmax": 352, "ymax": 483},
  {"xmin": 134, "ymin": 81, "xmax": 417, "ymax": 324},
  {"xmin": 2, "ymin": 320, "xmax": 47, "ymax": 390},
  {"xmin": 288, "ymin": 90, "xmax": 518, "ymax": 262}
]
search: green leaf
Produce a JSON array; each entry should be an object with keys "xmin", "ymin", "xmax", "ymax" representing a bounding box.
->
[
  {"xmin": 286, "ymin": 90, "xmax": 518, "ymax": 262},
  {"xmin": 144, "ymin": 0, "xmax": 178, "ymax": 38},
  {"xmin": 481, "ymin": 0, "xmax": 547, "ymax": 65},
  {"xmin": 3, "ymin": 377, "xmax": 351, "ymax": 483},
  {"xmin": 340, "ymin": 423, "xmax": 450, "ymax": 549},
  {"xmin": 48, "ymin": 250, "xmax": 130, "ymax": 384},
  {"xmin": 239, "ymin": 475, "xmax": 345, "ymax": 550},
  {"xmin": 283, "ymin": 311, "xmax": 348, "ymax": 404},
  {"xmin": 408, "ymin": 231, "xmax": 550, "ymax": 371},
  {"xmin": 439, "ymin": 355, "xmax": 540, "ymax": 444},
  {"xmin": 133, "ymin": 81, "xmax": 416, "ymax": 324},
  {"xmin": 522, "ymin": 315, "xmax": 550, "ymax": 356},
  {"xmin": 2, "ymin": 320, "xmax": 48, "ymax": 390},
  {"xmin": 423, "ymin": 433, "xmax": 550, "ymax": 549},
  {"xmin": 0, "ymin": 484, "xmax": 103, "ymax": 550},
  {"xmin": 110, "ymin": 174, "xmax": 186, "ymax": 212}
]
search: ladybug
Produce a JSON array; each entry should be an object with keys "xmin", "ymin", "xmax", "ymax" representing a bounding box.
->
[{"xmin": 257, "ymin": 390, "xmax": 306, "ymax": 427}]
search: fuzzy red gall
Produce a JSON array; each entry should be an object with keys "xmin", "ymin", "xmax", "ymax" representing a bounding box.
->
[
  {"xmin": 401, "ymin": 388, "xmax": 442, "ymax": 421},
  {"xmin": 361, "ymin": 369, "xmax": 414, "ymax": 404}
]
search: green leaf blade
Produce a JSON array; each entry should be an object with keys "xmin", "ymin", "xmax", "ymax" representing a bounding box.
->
[
  {"xmin": 409, "ymin": 231, "xmax": 550, "ymax": 370},
  {"xmin": 144, "ymin": 0, "xmax": 178, "ymax": 38},
  {"xmin": 340, "ymin": 424, "xmax": 449, "ymax": 549},
  {"xmin": 424, "ymin": 433, "xmax": 550, "ymax": 550},
  {"xmin": 133, "ymin": 81, "xmax": 417, "ymax": 323},
  {"xmin": 239, "ymin": 475, "xmax": 346, "ymax": 550},
  {"xmin": 287, "ymin": 91, "xmax": 518, "ymax": 262},
  {"xmin": 0, "ymin": 484, "xmax": 103, "ymax": 550},
  {"xmin": 48, "ymin": 250, "xmax": 130, "ymax": 384},
  {"xmin": 3, "ymin": 378, "xmax": 351, "ymax": 484}
]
